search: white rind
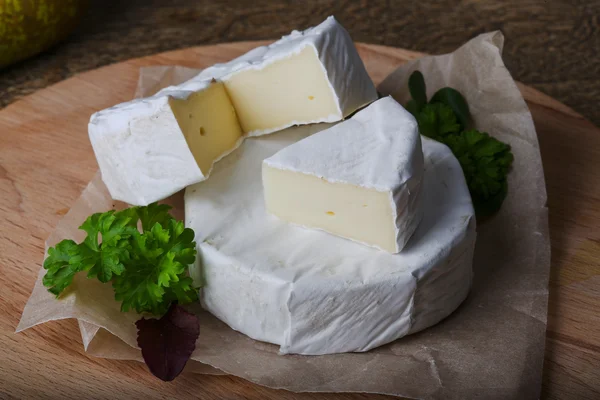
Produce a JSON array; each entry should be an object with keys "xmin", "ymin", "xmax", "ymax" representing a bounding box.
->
[
  {"xmin": 263, "ymin": 97, "xmax": 422, "ymax": 194},
  {"xmin": 185, "ymin": 125, "xmax": 476, "ymax": 355},
  {"xmin": 190, "ymin": 16, "xmax": 378, "ymax": 136},
  {"xmin": 89, "ymin": 83, "xmax": 215, "ymax": 206},
  {"xmin": 264, "ymin": 97, "xmax": 424, "ymax": 253}
]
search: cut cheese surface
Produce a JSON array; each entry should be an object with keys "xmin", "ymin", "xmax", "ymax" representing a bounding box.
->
[
  {"xmin": 263, "ymin": 97, "xmax": 424, "ymax": 253},
  {"xmin": 169, "ymin": 82, "xmax": 243, "ymax": 175},
  {"xmin": 263, "ymin": 166, "xmax": 398, "ymax": 252},
  {"xmin": 184, "ymin": 124, "xmax": 476, "ymax": 355},
  {"xmin": 89, "ymin": 80, "xmax": 244, "ymax": 206},
  {"xmin": 223, "ymin": 46, "xmax": 339, "ymax": 134},
  {"xmin": 191, "ymin": 16, "xmax": 378, "ymax": 136}
]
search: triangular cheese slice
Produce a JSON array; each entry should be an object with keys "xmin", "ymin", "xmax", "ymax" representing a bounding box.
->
[{"xmin": 262, "ymin": 96, "xmax": 424, "ymax": 253}]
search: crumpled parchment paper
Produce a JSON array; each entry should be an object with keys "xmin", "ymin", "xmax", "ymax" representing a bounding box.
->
[{"xmin": 18, "ymin": 31, "xmax": 550, "ymax": 399}]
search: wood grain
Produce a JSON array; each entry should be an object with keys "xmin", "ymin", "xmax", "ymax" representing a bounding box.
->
[{"xmin": 1, "ymin": 43, "xmax": 599, "ymax": 399}]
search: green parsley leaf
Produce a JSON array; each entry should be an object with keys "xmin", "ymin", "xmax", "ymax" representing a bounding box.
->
[
  {"xmin": 408, "ymin": 70, "xmax": 427, "ymax": 111},
  {"xmin": 163, "ymin": 276, "xmax": 199, "ymax": 306},
  {"xmin": 135, "ymin": 203, "xmax": 174, "ymax": 232},
  {"xmin": 78, "ymin": 211, "xmax": 136, "ymax": 283},
  {"xmin": 430, "ymin": 87, "xmax": 471, "ymax": 129},
  {"xmin": 43, "ymin": 210, "xmax": 136, "ymax": 295},
  {"xmin": 42, "ymin": 240, "xmax": 86, "ymax": 296},
  {"xmin": 443, "ymin": 129, "xmax": 513, "ymax": 216},
  {"xmin": 43, "ymin": 203, "xmax": 199, "ymax": 316},
  {"xmin": 416, "ymin": 103, "xmax": 461, "ymax": 140},
  {"xmin": 405, "ymin": 99, "xmax": 420, "ymax": 118},
  {"xmin": 113, "ymin": 219, "xmax": 198, "ymax": 315},
  {"xmin": 406, "ymin": 70, "xmax": 513, "ymax": 217}
]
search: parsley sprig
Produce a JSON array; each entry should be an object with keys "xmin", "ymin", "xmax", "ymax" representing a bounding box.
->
[
  {"xmin": 43, "ymin": 203, "xmax": 199, "ymax": 315},
  {"xmin": 406, "ymin": 71, "xmax": 514, "ymax": 217}
]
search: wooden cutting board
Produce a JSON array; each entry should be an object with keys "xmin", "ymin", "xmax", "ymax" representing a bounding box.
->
[{"xmin": 1, "ymin": 42, "xmax": 599, "ymax": 400}]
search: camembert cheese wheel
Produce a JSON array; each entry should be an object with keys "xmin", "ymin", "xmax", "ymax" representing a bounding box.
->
[{"xmin": 185, "ymin": 125, "xmax": 476, "ymax": 355}]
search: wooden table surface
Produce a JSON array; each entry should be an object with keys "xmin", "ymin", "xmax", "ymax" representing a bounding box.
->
[{"xmin": 1, "ymin": 0, "xmax": 599, "ymax": 126}]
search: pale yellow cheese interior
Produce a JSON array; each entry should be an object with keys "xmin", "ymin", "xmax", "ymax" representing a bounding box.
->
[
  {"xmin": 263, "ymin": 165, "xmax": 398, "ymax": 252},
  {"xmin": 223, "ymin": 46, "xmax": 340, "ymax": 134},
  {"xmin": 169, "ymin": 82, "xmax": 243, "ymax": 175}
]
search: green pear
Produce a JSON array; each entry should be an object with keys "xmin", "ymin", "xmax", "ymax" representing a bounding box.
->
[{"xmin": 0, "ymin": 0, "xmax": 87, "ymax": 68}]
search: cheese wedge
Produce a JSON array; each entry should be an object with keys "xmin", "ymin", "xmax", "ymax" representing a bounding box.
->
[
  {"xmin": 89, "ymin": 80, "xmax": 243, "ymax": 206},
  {"xmin": 190, "ymin": 16, "xmax": 378, "ymax": 136},
  {"xmin": 185, "ymin": 125, "xmax": 475, "ymax": 355},
  {"xmin": 89, "ymin": 16, "xmax": 377, "ymax": 205},
  {"xmin": 262, "ymin": 97, "xmax": 423, "ymax": 253}
]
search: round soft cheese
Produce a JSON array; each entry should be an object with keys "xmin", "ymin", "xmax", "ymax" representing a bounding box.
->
[{"xmin": 185, "ymin": 125, "xmax": 476, "ymax": 356}]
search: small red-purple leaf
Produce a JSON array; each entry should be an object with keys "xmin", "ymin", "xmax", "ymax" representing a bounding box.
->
[{"xmin": 135, "ymin": 303, "xmax": 199, "ymax": 381}]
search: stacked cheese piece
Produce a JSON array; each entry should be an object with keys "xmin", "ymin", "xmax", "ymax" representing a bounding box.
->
[
  {"xmin": 262, "ymin": 97, "xmax": 424, "ymax": 253},
  {"xmin": 89, "ymin": 16, "xmax": 377, "ymax": 206},
  {"xmin": 88, "ymin": 16, "xmax": 476, "ymax": 355}
]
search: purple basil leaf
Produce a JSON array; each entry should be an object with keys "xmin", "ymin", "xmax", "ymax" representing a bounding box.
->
[{"xmin": 136, "ymin": 303, "xmax": 200, "ymax": 381}]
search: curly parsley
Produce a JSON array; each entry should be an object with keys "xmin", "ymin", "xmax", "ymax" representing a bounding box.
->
[
  {"xmin": 43, "ymin": 203, "xmax": 199, "ymax": 315},
  {"xmin": 406, "ymin": 70, "xmax": 514, "ymax": 217}
]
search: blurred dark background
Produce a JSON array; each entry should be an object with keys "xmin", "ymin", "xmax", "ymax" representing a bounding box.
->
[{"xmin": 1, "ymin": 0, "xmax": 599, "ymax": 124}]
